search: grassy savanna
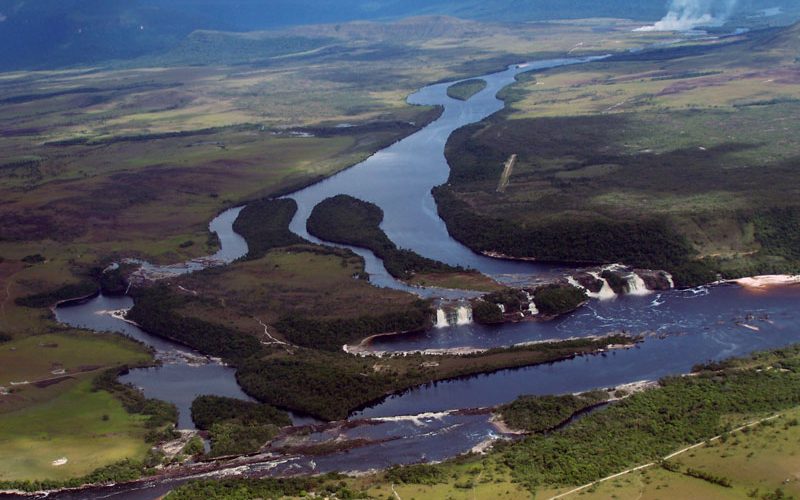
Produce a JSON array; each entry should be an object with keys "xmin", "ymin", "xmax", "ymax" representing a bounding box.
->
[
  {"xmin": 410, "ymin": 270, "xmax": 505, "ymax": 292},
  {"xmin": 175, "ymin": 247, "xmax": 422, "ymax": 336},
  {"xmin": 0, "ymin": 379, "xmax": 151, "ymax": 481},
  {"xmin": 552, "ymin": 408, "xmax": 800, "ymax": 499},
  {"xmin": 447, "ymin": 79, "xmax": 488, "ymax": 101},
  {"xmin": 439, "ymin": 23, "xmax": 800, "ymax": 284},
  {"xmin": 0, "ymin": 333, "xmax": 154, "ymax": 481}
]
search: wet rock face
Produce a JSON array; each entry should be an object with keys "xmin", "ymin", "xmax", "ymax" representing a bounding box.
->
[
  {"xmin": 637, "ymin": 269, "xmax": 674, "ymax": 291},
  {"xmin": 600, "ymin": 269, "xmax": 629, "ymax": 295},
  {"xmin": 573, "ymin": 272, "xmax": 604, "ymax": 293}
]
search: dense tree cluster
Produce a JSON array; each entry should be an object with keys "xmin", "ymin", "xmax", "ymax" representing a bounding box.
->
[
  {"xmin": 471, "ymin": 300, "xmax": 504, "ymax": 324},
  {"xmin": 166, "ymin": 475, "xmax": 359, "ymax": 500},
  {"xmin": 205, "ymin": 422, "xmax": 280, "ymax": 457},
  {"xmin": 232, "ymin": 198, "xmax": 306, "ymax": 260},
  {"xmin": 274, "ymin": 300, "xmax": 431, "ymax": 351},
  {"xmin": 434, "ymin": 186, "xmax": 712, "ymax": 286},
  {"xmin": 532, "ymin": 284, "xmax": 587, "ymax": 316},
  {"xmin": 191, "ymin": 395, "xmax": 291, "ymax": 430},
  {"xmin": 307, "ymin": 195, "xmax": 463, "ymax": 280},
  {"xmin": 386, "ymin": 463, "xmax": 448, "ymax": 485},
  {"xmin": 127, "ymin": 285, "xmax": 261, "ymax": 362},
  {"xmin": 236, "ymin": 354, "xmax": 398, "ymax": 421},
  {"xmin": 14, "ymin": 281, "xmax": 97, "ymax": 308},
  {"xmin": 499, "ymin": 391, "xmax": 609, "ymax": 433},
  {"xmin": 446, "ymin": 79, "xmax": 487, "ymax": 101},
  {"xmin": 236, "ymin": 336, "xmax": 628, "ymax": 422}
]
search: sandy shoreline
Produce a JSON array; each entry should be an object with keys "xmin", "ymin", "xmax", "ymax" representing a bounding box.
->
[{"xmin": 732, "ymin": 274, "xmax": 800, "ymax": 290}]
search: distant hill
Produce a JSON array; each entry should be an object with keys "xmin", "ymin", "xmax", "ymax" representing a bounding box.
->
[{"xmin": 1, "ymin": 0, "xmax": 798, "ymax": 71}]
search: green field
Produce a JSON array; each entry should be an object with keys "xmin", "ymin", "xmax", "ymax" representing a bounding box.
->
[
  {"xmin": 0, "ymin": 333, "xmax": 151, "ymax": 413},
  {"xmin": 565, "ymin": 407, "xmax": 800, "ymax": 499},
  {"xmin": 0, "ymin": 379, "xmax": 150, "ymax": 481}
]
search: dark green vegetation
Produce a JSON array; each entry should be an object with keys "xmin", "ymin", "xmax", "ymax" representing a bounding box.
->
[
  {"xmin": 232, "ymin": 199, "xmax": 306, "ymax": 260},
  {"xmin": 96, "ymin": 265, "xmax": 133, "ymax": 296},
  {"xmin": 447, "ymin": 79, "xmax": 488, "ymax": 101},
  {"xmin": 437, "ymin": 26, "xmax": 800, "ymax": 286},
  {"xmin": 166, "ymin": 475, "xmax": 361, "ymax": 500},
  {"xmin": 533, "ymin": 284, "xmax": 588, "ymax": 316},
  {"xmin": 191, "ymin": 396, "xmax": 291, "ymax": 456},
  {"xmin": 307, "ymin": 195, "xmax": 463, "ymax": 280},
  {"xmin": 190, "ymin": 396, "xmax": 291, "ymax": 430},
  {"xmin": 386, "ymin": 463, "xmax": 448, "ymax": 485},
  {"xmin": 274, "ymin": 302, "xmax": 432, "ymax": 351},
  {"xmin": 471, "ymin": 300, "xmax": 504, "ymax": 324},
  {"xmin": 15, "ymin": 281, "xmax": 97, "ymax": 308},
  {"xmin": 120, "ymin": 215, "xmax": 634, "ymax": 422},
  {"xmin": 498, "ymin": 391, "xmax": 609, "ymax": 433},
  {"xmin": 127, "ymin": 285, "xmax": 262, "ymax": 362},
  {"xmin": 434, "ymin": 183, "xmax": 713, "ymax": 286}
]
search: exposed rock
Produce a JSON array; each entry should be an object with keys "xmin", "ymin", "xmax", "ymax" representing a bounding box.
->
[{"xmin": 636, "ymin": 269, "xmax": 674, "ymax": 291}]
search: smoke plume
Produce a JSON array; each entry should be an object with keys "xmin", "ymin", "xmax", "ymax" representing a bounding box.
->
[{"xmin": 636, "ymin": 0, "xmax": 739, "ymax": 32}]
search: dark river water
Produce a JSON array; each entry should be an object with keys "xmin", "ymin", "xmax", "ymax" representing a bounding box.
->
[
  {"xmin": 285, "ymin": 58, "xmax": 602, "ymax": 284},
  {"xmin": 42, "ymin": 52, "xmax": 800, "ymax": 498}
]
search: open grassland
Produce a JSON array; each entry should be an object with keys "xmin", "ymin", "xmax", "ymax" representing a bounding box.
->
[
  {"xmin": 0, "ymin": 17, "xmax": 669, "ymax": 339},
  {"xmin": 0, "ymin": 332, "xmax": 152, "ymax": 415},
  {"xmin": 0, "ymin": 332, "xmax": 157, "ymax": 482},
  {"xmin": 0, "ymin": 380, "xmax": 150, "ymax": 481},
  {"xmin": 409, "ymin": 270, "xmax": 505, "ymax": 292},
  {"xmin": 0, "ymin": 331, "xmax": 154, "ymax": 480},
  {"xmin": 0, "ymin": 332, "xmax": 150, "ymax": 389},
  {"xmin": 176, "ymin": 247, "xmax": 421, "ymax": 335},
  {"xmin": 439, "ymin": 24, "xmax": 800, "ymax": 284},
  {"xmin": 552, "ymin": 407, "xmax": 800, "ymax": 499}
]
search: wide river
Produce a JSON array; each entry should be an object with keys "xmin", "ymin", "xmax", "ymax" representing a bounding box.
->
[{"xmin": 46, "ymin": 54, "xmax": 800, "ymax": 498}]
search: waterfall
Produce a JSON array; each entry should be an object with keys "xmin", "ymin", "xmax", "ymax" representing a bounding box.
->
[
  {"xmin": 435, "ymin": 308, "xmax": 449, "ymax": 328},
  {"xmin": 498, "ymin": 304, "xmax": 506, "ymax": 314},
  {"xmin": 456, "ymin": 305, "xmax": 473, "ymax": 325},
  {"xmin": 523, "ymin": 291, "xmax": 538, "ymax": 316},
  {"xmin": 664, "ymin": 272, "xmax": 675, "ymax": 289},
  {"xmin": 566, "ymin": 276, "xmax": 584, "ymax": 290},
  {"xmin": 588, "ymin": 272, "xmax": 617, "ymax": 300},
  {"xmin": 625, "ymin": 273, "xmax": 651, "ymax": 296}
]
